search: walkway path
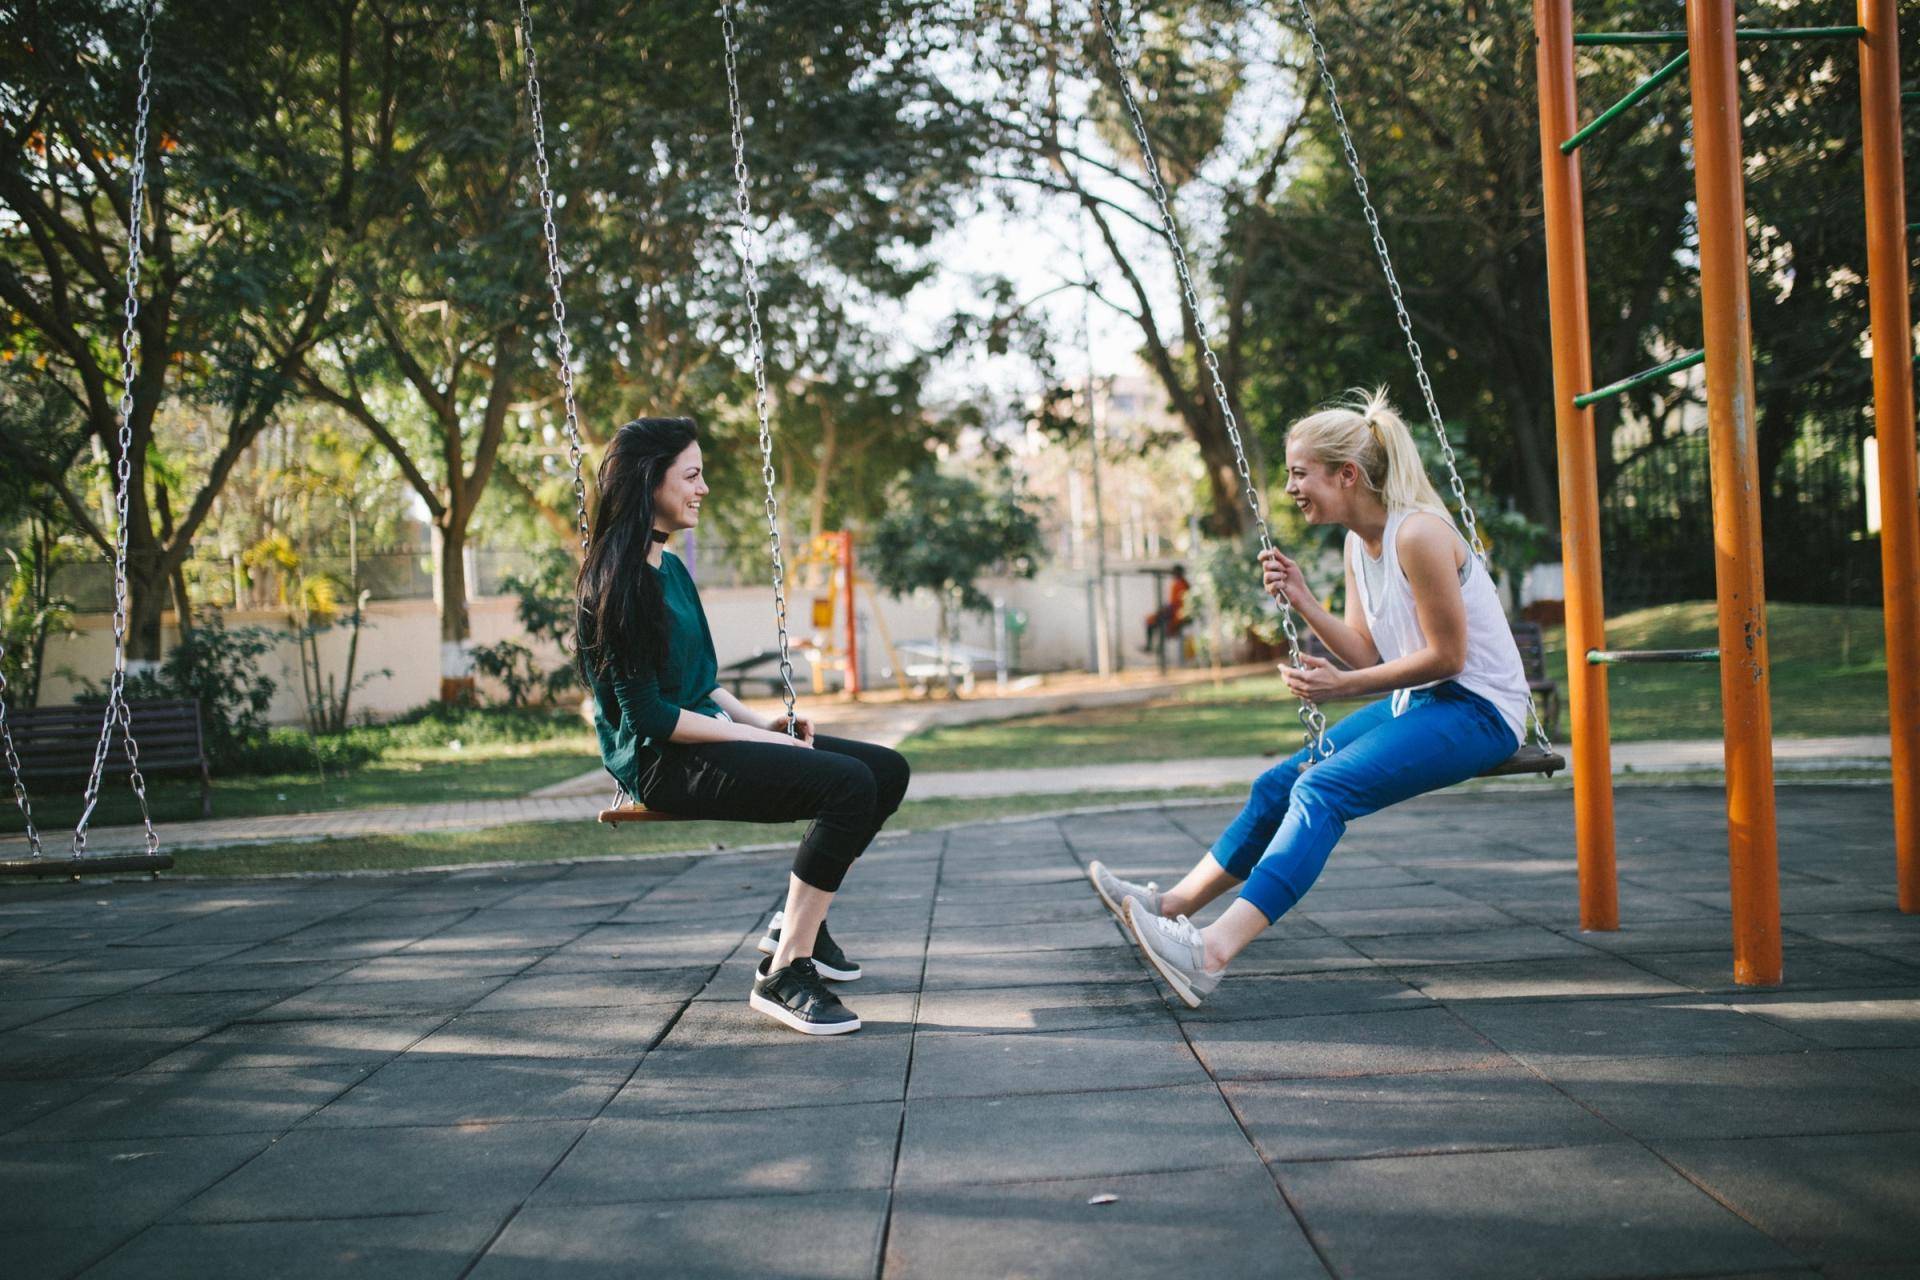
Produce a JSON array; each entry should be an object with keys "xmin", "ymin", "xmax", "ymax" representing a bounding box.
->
[
  {"xmin": 1, "ymin": 735, "xmax": 1894, "ymax": 857},
  {"xmin": 3, "ymin": 786, "xmax": 1915, "ymax": 1277}
]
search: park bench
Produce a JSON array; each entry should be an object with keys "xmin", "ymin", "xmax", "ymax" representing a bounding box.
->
[
  {"xmin": 9, "ymin": 699, "xmax": 213, "ymax": 818},
  {"xmin": 1510, "ymin": 619, "xmax": 1562, "ymax": 738},
  {"xmin": 717, "ymin": 648, "xmax": 792, "ymax": 699}
]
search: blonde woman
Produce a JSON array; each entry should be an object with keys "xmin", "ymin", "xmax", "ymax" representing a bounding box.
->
[{"xmin": 1089, "ymin": 390, "xmax": 1532, "ymax": 1007}]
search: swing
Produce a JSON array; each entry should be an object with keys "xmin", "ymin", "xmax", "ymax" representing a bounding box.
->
[
  {"xmin": 1096, "ymin": 0, "xmax": 1564, "ymax": 780},
  {"xmin": 516, "ymin": 1, "xmax": 802, "ymax": 825},
  {"xmin": 1, "ymin": 0, "xmax": 175, "ymax": 878}
]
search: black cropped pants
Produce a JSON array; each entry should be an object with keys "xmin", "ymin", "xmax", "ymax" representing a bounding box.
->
[{"xmin": 637, "ymin": 734, "xmax": 911, "ymax": 892}]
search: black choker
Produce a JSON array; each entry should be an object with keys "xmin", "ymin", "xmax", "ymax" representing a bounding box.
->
[{"xmin": 649, "ymin": 529, "xmax": 670, "ymax": 545}]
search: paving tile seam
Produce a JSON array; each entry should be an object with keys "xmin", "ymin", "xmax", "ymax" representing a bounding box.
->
[
  {"xmin": 1264, "ymin": 1135, "xmax": 1636, "ymax": 1166},
  {"xmin": 1425, "ymin": 999, "xmax": 1817, "ymax": 1261},
  {"xmin": 449, "ymin": 913, "xmax": 758, "ymax": 1280},
  {"xmin": 0, "ymin": 888, "xmax": 441, "ymax": 1040},
  {"xmin": 1576, "ymin": 930, "xmax": 1914, "ymax": 1012},
  {"xmin": 49, "ymin": 1221, "xmax": 147, "ymax": 1280},
  {"xmin": 1578, "ymin": 1270, "xmax": 1822, "ymax": 1280},
  {"xmin": 1063, "ymin": 813, "xmax": 1346, "ymax": 1280},
  {"xmin": 159, "ymin": 1206, "xmax": 509, "ymax": 1227},
  {"xmin": 896, "ymin": 1157, "xmax": 1273, "ymax": 1195},
  {"xmin": 877, "ymin": 827, "xmax": 952, "ymax": 1280},
  {"xmin": 196, "ymin": 1006, "xmax": 468, "ymax": 1143},
  {"xmin": 0, "ymin": 929, "xmax": 481, "ymax": 1128},
  {"xmin": 1207, "ymin": 1058, "xmax": 1520, "ymax": 1086},
  {"xmin": 906, "ymin": 1074, "xmax": 1263, "ymax": 1105}
]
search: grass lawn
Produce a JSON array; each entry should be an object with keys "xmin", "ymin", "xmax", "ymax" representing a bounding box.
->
[
  {"xmin": 1, "ymin": 737, "xmax": 601, "ymax": 835},
  {"xmin": 161, "ymin": 786, "xmax": 1249, "ymax": 876},
  {"xmin": 137, "ymin": 769, "xmax": 1892, "ymax": 877},
  {"xmin": 899, "ymin": 602, "xmax": 1892, "ymax": 773}
]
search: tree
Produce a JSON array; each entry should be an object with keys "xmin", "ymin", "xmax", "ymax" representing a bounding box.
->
[
  {"xmin": 0, "ymin": 1, "xmax": 379, "ymax": 659},
  {"xmin": 868, "ymin": 467, "xmax": 1044, "ymax": 680},
  {"xmin": 298, "ymin": 4, "xmax": 988, "ymax": 695},
  {"xmin": 1223, "ymin": 0, "xmax": 1696, "ymax": 528},
  {"xmin": 949, "ymin": 0, "xmax": 1293, "ymax": 535}
]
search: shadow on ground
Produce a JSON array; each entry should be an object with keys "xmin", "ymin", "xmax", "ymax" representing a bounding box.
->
[{"xmin": 1, "ymin": 785, "xmax": 1916, "ymax": 1279}]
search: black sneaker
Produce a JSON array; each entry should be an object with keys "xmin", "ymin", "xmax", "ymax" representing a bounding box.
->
[
  {"xmin": 749, "ymin": 957, "xmax": 861, "ymax": 1036},
  {"xmin": 756, "ymin": 912, "xmax": 862, "ymax": 982}
]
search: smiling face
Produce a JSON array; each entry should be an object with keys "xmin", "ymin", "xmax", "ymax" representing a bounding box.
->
[
  {"xmin": 1284, "ymin": 437, "xmax": 1359, "ymax": 527},
  {"xmin": 652, "ymin": 441, "xmax": 708, "ymax": 534}
]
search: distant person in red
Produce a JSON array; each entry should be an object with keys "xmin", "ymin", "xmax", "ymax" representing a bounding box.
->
[{"xmin": 1143, "ymin": 564, "xmax": 1190, "ymax": 652}]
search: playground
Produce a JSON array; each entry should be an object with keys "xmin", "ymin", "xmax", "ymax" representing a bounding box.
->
[
  {"xmin": 4, "ymin": 0, "xmax": 1919, "ymax": 1275},
  {"xmin": 4, "ymin": 784, "xmax": 1917, "ymax": 1278}
]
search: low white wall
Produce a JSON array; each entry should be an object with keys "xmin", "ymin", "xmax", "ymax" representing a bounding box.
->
[{"xmin": 33, "ymin": 565, "xmax": 1219, "ymax": 725}]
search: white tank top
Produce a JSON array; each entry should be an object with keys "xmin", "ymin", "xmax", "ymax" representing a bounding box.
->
[{"xmin": 1347, "ymin": 508, "xmax": 1530, "ymax": 746}]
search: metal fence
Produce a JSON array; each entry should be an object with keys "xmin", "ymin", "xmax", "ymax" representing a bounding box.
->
[{"xmin": 1599, "ymin": 415, "xmax": 1887, "ymax": 609}]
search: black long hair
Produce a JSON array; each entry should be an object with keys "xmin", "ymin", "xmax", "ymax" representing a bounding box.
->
[{"xmin": 576, "ymin": 417, "xmax": 700, "ymax": 682}]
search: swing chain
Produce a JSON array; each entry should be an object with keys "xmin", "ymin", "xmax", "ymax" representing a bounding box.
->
[
  {"xmin": 517, "ymin": 0, "xmax": 592, "ymax": 553},
  {"xmin": 1094, "ymin": 0, "xmax": 1330, "ymax": 762},
  {"xmin": 1291, "ymin": 0, "xmax": 1552, "ymax": 753},
  {"xmin": 0, "ymin": 645, "xmax": 41, "ymax": 857},
  {"xmin": 720, "ymin": 2, "xmax": 800, "ymax": 733},
  {"xmin": 78, "ymin": 0, "xmax": 160, "ymax": 856}
]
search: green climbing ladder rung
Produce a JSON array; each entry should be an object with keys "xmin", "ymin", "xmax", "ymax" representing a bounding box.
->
[
  {"xmin": 1574, "ymin": 26, "xmax": 1866, "ymax": 46},
  {"xmin": 1574, "ymin": 350, "xmax": 1706, "ymax": 408},
  {"xmin": 1563, "ymin": 51, "xmax": 1691, "ymax": 153}
]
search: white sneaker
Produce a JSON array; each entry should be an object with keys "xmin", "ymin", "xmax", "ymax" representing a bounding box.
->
[
  {"xmin": 1124, "ymin": 898, "xmax": 1222, "ymax": 1009},
  {"xmin": 1087, "ymin": 860, "xmax": 1162, "ymax": 925}
]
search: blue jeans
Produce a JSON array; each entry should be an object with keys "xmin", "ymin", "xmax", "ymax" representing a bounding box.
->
[{"xmin": 1212, "ymin": 682, "xmax": 1520, "ymax": 922}]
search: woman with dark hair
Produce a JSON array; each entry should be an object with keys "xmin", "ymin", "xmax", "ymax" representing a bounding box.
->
[{"xmin": 577, "ymin": 418, "xmax": 910, "ymax": 1036}]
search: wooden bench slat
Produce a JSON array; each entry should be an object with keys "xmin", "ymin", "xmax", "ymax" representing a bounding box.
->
[{"xmin": 6, "ymin": 699, "xmax": 211, "ymax": 817}]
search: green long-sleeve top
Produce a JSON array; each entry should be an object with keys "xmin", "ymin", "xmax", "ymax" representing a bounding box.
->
[{"xmin": 590, "ymin": 551, "xmax": 723, "ymax": 794}]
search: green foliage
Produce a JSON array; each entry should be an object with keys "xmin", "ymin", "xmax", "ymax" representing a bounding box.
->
[
  {"xmin": 1, "ymin": 513, "xmax": 77, "ymax": 711},
  {"xmin": 471, "ymin": 549, "xmax": 577, "ymax": 708},
  {"xmin": 75, "ymin": 615, "xmax": 278, "ymax": 768},
  {"xmin": 470, "ymin": 639, "xmax": 546, "ymax": 709},
  {"xmin": 867, "ymin": 469, "xmax": 1046, "ymax": 612},
  {"xmin": 1476, "ymin": 507, "xmax": 1557, "ymax": 612},
  {"xmin": 369, "ymin": 702, "xmax": 587, "ymax": 751}
]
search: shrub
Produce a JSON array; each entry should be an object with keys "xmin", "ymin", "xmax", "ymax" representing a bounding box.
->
[{"xmin": 77, "ymin": 614, "xmax": 277, "ymax": 769}]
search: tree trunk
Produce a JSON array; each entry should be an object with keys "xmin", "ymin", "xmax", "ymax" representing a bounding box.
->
[
  {"xmin": 436, "ymin": 518, "xmax": 475, "ymax": 703},
  {"xmin": 153, "ymin": 483, "xmax": 194, "ymax": 639},
  {"xmin": 124, "ymin": 541, "xmax": 169, "ymax": 668},
  {"xmin": 1502, "ymin": 382, "xmax": 1561, "ymax": 526},
  {"xmin": 806, "ymin": 408, "xmax": 839, "ymax": 589}
]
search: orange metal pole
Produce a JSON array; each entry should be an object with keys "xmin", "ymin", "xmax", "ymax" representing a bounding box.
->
[
  {"xmin": 841, "ymin": 531, "xmax": 861, "ymax": 698},
  {"xmin": 1534, "ymin": 0, "xmax": 1618, "ymax": 931},
  {"xmin": 1858, "ymin": 0, "xmax": 1920, "ymax": 911},
  {"xmin": 1686, "ymin": 0, "xmax": 1782, "ymax": 984}
]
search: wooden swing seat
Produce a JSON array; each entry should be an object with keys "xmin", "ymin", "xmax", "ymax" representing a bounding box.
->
[
  {"xmin": 1299, "ymin": 742, "xmax": 1567, "ymax": 779},
  {"xmin": 598, "ymin": 804, "xmax": 689, "ymax": 825},
  {"xmin": 0, "ymin": 853, "xmax": 175, "ymax": 878},
  {"xmin": 1479, "ymin": 743, "xmax": 1567, "ymax": 778}
]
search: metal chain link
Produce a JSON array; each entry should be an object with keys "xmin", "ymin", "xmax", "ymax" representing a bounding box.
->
[
  {"xmin": 719, "ymin": 3, "xmax": 800, "ymax": 734},
  {"xmin": 1289, "ymin": 0, "xmax": 1552, "ymax": 754},
  {"xmin": 77, "ymin": 0, "xmax": 161, "ymax": 855},
  {"xmin": 1094, "ymin": 0, "xmax": 1331, "ymax": 762},
  {"xmin": 516, "ymin": 0, "xmax": 591, "ymax": 554},
  {"xmin": 0, "ymin": 643, "xmax": 42, "ymax": 856}
]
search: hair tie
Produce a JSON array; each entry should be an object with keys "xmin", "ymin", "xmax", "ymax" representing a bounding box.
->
[{"xmin": 1365, "ymin": 416, "xmax": 1386, "ymax": 449}]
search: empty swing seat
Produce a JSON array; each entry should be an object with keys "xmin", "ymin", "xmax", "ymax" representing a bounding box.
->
[{"xmin": 0, "ymin": 852, "xmax": 175, "ymax": 878}]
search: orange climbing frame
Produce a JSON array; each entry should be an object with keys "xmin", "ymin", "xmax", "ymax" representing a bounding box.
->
[{"xmin": 1533, "ymin": 0, "xmax": 1920, "ymax": 979}]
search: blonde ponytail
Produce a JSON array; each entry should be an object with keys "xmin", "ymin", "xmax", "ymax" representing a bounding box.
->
[{"xmin": 1286, "ymin": 387, "xmax": 1452, "ymax": 521}]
